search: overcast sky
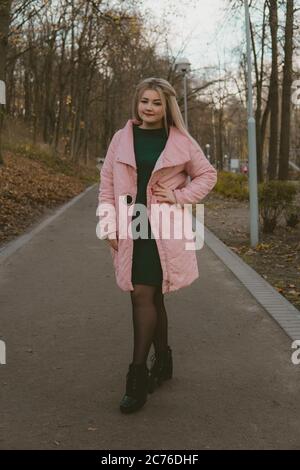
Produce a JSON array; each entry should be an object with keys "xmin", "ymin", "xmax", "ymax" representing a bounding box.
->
[{"xmin": 139, "ymin": 0, "xmax": 245, "ymax": 72}]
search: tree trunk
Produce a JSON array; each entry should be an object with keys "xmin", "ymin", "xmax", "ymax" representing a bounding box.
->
[
  {"xmin": 0, "ymin": 0, "xmax": 12, "ymax": 165},
  {"xmin": 250, "ymin": 1, "xmax": 268, "ymax": 183},
  {"xmin": 278, "ymin": 0, "xmax": 294, "ymax": 180},
  {"xmin": 267, "ymin": 0, "xmax": 279, "ymax": 180},
  {"xmin": 217, "ymin": 107, "xmax": 224, "ymax": 171}
]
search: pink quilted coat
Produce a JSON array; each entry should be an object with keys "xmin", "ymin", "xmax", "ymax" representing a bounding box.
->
[{"xmin": 97, "ymin": 118, "xmax": 217, "ymax": 294}]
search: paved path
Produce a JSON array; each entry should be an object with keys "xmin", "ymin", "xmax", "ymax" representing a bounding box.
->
[{"xmin": 0, "ymin": 186, "xmax": 300, "ymax": 449}]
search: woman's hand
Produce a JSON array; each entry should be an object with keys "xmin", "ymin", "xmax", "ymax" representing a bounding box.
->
[
  {"xmin": 152, "ymin": 182, "xmax": 177, "ymax": 204},
  {"xmin": 105, "ymin": 235, "xmax": 118, "ymax": 251}
]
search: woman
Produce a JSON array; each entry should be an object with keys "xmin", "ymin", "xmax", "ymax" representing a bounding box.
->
[{"xmin": 97, "ymin": 77, "xmax": 217, "ymax": 414}]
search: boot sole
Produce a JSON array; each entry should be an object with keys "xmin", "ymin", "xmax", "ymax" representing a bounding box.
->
[{"xmin": 120, "ymin": 397, "xmax": 147, "ymax": 414}]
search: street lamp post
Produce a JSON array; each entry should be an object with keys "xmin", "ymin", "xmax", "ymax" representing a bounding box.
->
[
  {"xmin": 244, "ymin": 0, "xmax": 259, "ymax": 247},
  {"xmin": 224, "ymin": 154, "xmax": 228, "ymax": 171},
  {"xmin": 205, "ymin": 143, "xmax": 211, "ymax": 162},
  {"xmin": 183, "ymin": 73, "xmax": 187, "ymax": 128},
  {"xmin": 174, "ymin": 57, "xmax": 191, "ymax": 130},
  {"xmin": 0, "ymin": 81, "xmax": 5, "ymax": 105}
]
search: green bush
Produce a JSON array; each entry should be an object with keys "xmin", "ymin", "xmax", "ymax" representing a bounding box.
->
[
  {"xmin": 214, "ymin": 171, "xmax": 249, "ymax": 200},
  {"xmin": 258, "ymin": 180, "xmax": 297, "ymax": 233}
]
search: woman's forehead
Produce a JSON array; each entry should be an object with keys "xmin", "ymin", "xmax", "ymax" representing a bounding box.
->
[{"xmin": 140, "ymin": 89, "xmax": 161, "ymax": 100}]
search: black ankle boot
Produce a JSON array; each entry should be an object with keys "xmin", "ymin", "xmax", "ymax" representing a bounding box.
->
[
  {"xmin": 119, "ymin": 362, "xmax": 149, "ymax": 414},
  {"xmin": 148, "ymin": 346, "xmax": 173, "ymax": 394}
]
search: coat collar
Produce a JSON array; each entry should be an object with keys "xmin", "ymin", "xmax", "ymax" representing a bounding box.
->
[{"xmin": 115, "ymin": 118, "xmax": 191, "ymax": 172}]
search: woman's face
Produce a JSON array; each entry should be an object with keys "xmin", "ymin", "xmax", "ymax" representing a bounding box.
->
[{"xmin": 137, "ymin": 89, "xmax": 164, "ymax": 126}]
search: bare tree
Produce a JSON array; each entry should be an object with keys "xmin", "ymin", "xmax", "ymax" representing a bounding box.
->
[
  {"xmin": 278, "ymin": 0, "xmax": 295, "ymax": 180},
  {"xmin": 0, "ymin": 0, "xmax": 12, "ymax": 165},
  {"xmin": 249, "ymin": 0, "xmax": 269, "ymax": 182},
  {"xmin": 267, "ymin": 0, "xmax": 279, "ymax": 180}
]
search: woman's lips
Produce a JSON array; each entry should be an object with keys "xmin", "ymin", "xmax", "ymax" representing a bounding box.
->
[{"xmin": 144, "ymin": 113, "xmax": 154, "ymax": 116}]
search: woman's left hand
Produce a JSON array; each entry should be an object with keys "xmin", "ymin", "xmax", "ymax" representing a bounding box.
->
[{"xmin": 152, "ymin": 182, "xmax": 176, "ymax": 204}]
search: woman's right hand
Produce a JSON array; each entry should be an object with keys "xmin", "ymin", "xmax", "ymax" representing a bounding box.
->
[{"xmin": 106, "ymin": 236, "xmax": 118, "ymax": 252}]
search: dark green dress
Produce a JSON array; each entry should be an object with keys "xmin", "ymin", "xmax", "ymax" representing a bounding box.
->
[{"xmin": 131, "ymin": 123, "xmax": 168, "ymax": 286}]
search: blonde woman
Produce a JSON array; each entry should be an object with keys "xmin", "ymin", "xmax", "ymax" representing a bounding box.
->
[{"xmin": 97, "ymin": 77, "xmax": 217, "ymax": 414}]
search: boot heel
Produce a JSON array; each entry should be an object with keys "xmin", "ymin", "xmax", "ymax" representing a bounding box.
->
[{"xmin": 148, "ymin": 346, "xmax": 173, "ymax": 393}]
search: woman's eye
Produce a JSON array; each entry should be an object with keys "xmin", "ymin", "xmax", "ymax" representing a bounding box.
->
[{"xmin": 141, "ymin": 101, "xmax": 161, "ymax": 105}]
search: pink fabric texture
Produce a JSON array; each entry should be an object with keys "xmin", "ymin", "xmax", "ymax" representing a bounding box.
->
[{"xmin": 97, "ymin": 118, "xmax": 218, "ymax": 294}]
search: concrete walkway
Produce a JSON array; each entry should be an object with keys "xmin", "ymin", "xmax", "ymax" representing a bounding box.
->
[{"xmin": 0, "ymin": 185, "xmax": 300, "ymax": 450}]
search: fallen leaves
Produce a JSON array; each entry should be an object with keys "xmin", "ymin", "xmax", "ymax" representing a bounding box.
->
[
  {"xmin": 204, "ymin": 191, "xmax": 300, "ymax": 311},
  {"xmin": 0, "ymin": 150, "xmax": 97, "ymax": 245}
]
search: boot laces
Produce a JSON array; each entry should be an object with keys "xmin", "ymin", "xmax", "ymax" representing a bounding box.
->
[{"xmin": 126, "ymin": 365, "xmax": 148, "ymax": 395}]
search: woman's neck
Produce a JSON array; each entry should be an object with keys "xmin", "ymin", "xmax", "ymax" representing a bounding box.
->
[{"xmin": 138, "ymin": 120, "xmax": 164, "ymax": 129}]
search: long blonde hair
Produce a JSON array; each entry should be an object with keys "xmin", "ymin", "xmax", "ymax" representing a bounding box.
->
[{"xmin": 131, "ymin": 77, "xmax": 200, "ymax": 150}]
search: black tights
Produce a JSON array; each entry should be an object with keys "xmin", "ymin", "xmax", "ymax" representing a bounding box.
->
[{"xmin": 130, "ymin": 284, "xmax": 168, "ymax": 365}]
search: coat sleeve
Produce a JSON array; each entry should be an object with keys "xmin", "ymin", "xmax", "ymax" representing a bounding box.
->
[
  {"xmin": 172, "ymin": 141, "xmax": 217, "ymax": 207},
  {"xmin": 96, "ymin": 130, "xmax": 121, "ymax": 240}
]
